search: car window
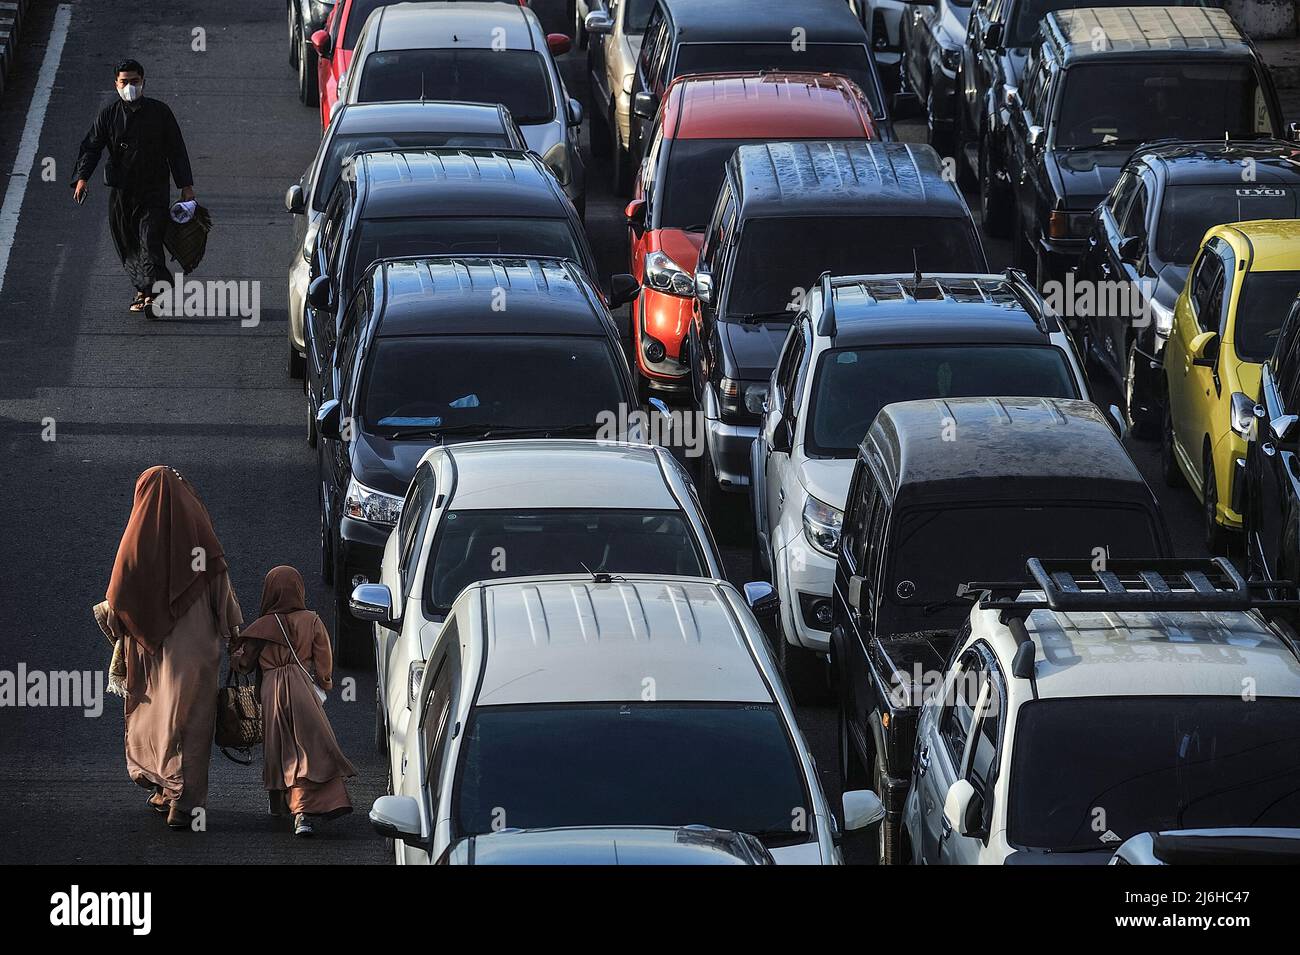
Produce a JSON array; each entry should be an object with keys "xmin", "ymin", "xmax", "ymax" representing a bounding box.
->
[
  {"xmin": 939, "ymin": 652, "xmax": 986, "ymax": 767},
  {"xmin": 420, "ymin": 640, "xmax": 457, "ymax": 795},
  {"xmin": 638, "ymin": 4, "xmax": 664, "ymax": 78},
  {"xmin": 1108, "ymin": 169, "xmax": 1140, "ymax": 222},
  {"xmin": 1192, "ymin": 249, "xmax": 1226, "ymax": 333},
  {"xmin": 967, "ymin": 656, "xmax": 1003, "ymax": 799},
  {"xmin": 1233, "ymin": 270, "xmax": 1300, "ymax": 363},
  {"xmin": 1272, "ymin": 298, "xmax": 1300, "ymax": 409},
  {"xmin": 775, "ymin": 321, "xmax": 807, "ymax": 408},
  {"xmin": 1157, "ymin": 185, "xmax": 1300, "ymax": 265},
  {"xmin": 356, "ymin": 50, "xmax": 555, "ymax": 125},
  {"xmin": 1119, "ymin": 181, "xmax": 1148, "ymax": 240},
  {"xmin": 399, "ymin": 468, "xmax": 436, "ymax": 593},
  {"xmin": 344, "ymin": 0, "xmax": 401, "ymax": 50}
]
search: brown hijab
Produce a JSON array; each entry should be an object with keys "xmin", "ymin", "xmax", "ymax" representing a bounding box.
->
[
  {"xmin": 238, "ymin": 565, "xmax": 308, "ymax": 647},
  {"xmin": 106, "ymin": 466, "xmax": 227, "ymax": 651}
]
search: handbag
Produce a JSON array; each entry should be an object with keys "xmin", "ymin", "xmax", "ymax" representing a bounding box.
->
[
  {"xmin": 277, "ymin": 613, "xmax": 329, "ymax": 705},
  {"xmin": 215, "ymin": 666, "xmax": 262, "ymax": 763}
]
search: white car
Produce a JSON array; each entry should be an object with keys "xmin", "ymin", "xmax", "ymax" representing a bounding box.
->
[
  {"xmin": 751, "ymin": 271, "xmax": 1089, "ymax": 702},
  {"xmin": 353, "ymin": 439, "xmax": 724, "ymax": 787},
  {"xmin": 902, "ymin": 558, "xmax": 1300, "ymax": 864},
  {"xmin": 1110, "ymin": 828, "xmax": 1300, "ymax": 865},
  {"xmin": 359, "ymin": 572, "xmax": 886, "ymax": 864}
]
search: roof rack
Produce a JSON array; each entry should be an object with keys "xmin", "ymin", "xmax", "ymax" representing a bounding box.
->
[{"xmin": 816, "ymin": 271, "xmax": 835, "ymax": 338}]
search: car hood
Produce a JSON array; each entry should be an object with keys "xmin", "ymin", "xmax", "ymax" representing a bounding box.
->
[
  {"xmin": 351, "ymin": 431, "xmax": 444, "ymax": 498},
  {"xmin": 522, "ymin": 119, "xmax": 564, "ymax": 157},
  {"xmin": 768, "ymin": 840, "xmax": 827, "ymax": 864},
  {"xmin": 1050, "ymin": 148, "xmax": 1130, "ymax": 211},
  {"xmin": 653, "ymin": 228, "xmax": 704, "ymax": 271},
  {"xmin": 448, "ymin": 827, "xmax": 773, "ymax": 865},
  {"xmin": 721, "ymin": 320, "xmax": 792, "ymax": 380},
  {"xmin": 798, "ymin": 457, "xmax": 855, "ymax": 512}
]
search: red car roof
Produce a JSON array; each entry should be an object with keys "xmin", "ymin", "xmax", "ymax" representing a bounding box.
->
[{"xmin": 663, "ymin": 72, "xmax": 875, "ymax": 141}]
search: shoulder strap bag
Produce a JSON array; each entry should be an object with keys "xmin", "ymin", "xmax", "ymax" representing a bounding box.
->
[{"xmin": 276, "ymin": 613, "xmax": 329, "ymax": 705}]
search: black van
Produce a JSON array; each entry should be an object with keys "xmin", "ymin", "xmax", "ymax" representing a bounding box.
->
[{"xmin": 830, "ymin": 396, "xmax": 1171, "ymax": 863}]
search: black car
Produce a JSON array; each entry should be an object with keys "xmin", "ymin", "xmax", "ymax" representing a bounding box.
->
[
  {"xmin": 956, "ymin": 0, "xmax": 1215, "ymax": 236},
  {"xmin": 899, "ymin": 0, "xmax": 973, "ymax": 154},
  {"xmin": 999, "ymin": 6, "xmax": 1288, "ymax": 288},
  {"xmin": 1077, "ymin": 140, "xmax": 1300, "ymax": 436},
  {"xmin": 629, "ymin": 0, "xmax": 892, "ymax": 180},
  {"xmin": 315, "ymin": 256, "xmax": 642, "ymax": 663},
  {"xmin": 687, "ymin": 140, "xmax": 987, "ymax": 514},
  {"xmin": 830, "ymin": 396, "xmax": 1171, "ymax": 862},
  {"xmin": 288, "ymin": 0, "xmax": 335, "ymax": 105},
  {"xmin": 304, "ymin": 148, "xmax": 631, "ymax": 445}
]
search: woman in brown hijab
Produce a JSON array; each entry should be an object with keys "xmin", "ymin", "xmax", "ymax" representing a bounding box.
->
[
  {"xmin": 93, "ymin": 466, "xmax": 243, "ymax": 830},
  {"xmin": 232, "ymin": 565, "xmax": 356, "ymax": 836}
]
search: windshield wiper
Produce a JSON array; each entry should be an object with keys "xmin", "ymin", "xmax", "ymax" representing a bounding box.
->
[
  {"xmin": 381, "ymin": 422, "xmax": 557, "ymax": 440},
  {"xmin": 735, "ymin": 310, "xmax": 797, "ymax": 325},
  {"xmin": 1059, "ymin": 138, "xmax": 1146, "ymax": 152}
]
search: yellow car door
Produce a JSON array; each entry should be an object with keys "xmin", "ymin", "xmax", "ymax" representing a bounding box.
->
[{"xmin": 1169, "ymin": 242, "xmax": 1230, "ymax": 487}]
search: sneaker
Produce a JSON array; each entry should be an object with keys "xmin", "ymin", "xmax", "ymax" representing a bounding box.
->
[{"xmin": 294, "ymin": 813, "xmax": 314, "ymax": 837}]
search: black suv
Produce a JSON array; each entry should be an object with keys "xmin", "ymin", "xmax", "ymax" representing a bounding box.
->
[
  {"xmin": 1077, "ymin": 140, "xmax": 1300, "ymax": 436},
  {"xmin": 315, "ymin": 255, "xmax": 641, "ymax": 664},
  {"xmin": 998, "ymin": 6, "xmax": 1288, "ymax": 288},
  {"xmin": 686, "ymin": 140, "xmax": 987, "ymax": 515}
]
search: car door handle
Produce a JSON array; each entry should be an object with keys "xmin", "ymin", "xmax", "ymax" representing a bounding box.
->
[{"xmin": 918, "ymin": 745, "xmax": 931, "ymax": 776}]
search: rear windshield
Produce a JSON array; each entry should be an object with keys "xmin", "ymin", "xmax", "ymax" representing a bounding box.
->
[
  {"xmin": 674, "ymin": 42, "xmax": 879, "ymax": 115},
  {"xmin": 727, "ymin": 216, "xmax": 985, "ymax": 320},
  {"xmin": 1156, "ymin": 185, "xmax": 1300, "ymax": 264},
  {"xmin": 1234, "ymin": 270, "xmax": 1300, "ymax": 363},
  {"xmin": 349, "ymin": 217, "xmax": 580, "ymax": 274},
  {"xmin": 357, "ymin": 49, "xmax": 554, "ymax": 125},
  {"xmin": 1006, "ymin": 0, "xmax": 1209, "ymax": 48}
]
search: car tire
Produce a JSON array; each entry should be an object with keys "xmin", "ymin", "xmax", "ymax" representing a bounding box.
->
[
  {"xmin": 1125, "ymin": 342, "xmax": 1159, "ymax": 440},
  {"xmin": 779, "ymin": 634, "xmax": 831, "ymax": 706},
  {"xmin": 1203, "ymin": 449, "xmax": 1231, "ymax": 556},
  {"xmin": 288, "ymin": 342, "xmax": 305, "ymax": 380},
  {"xmin": 953, "ymin": 92, "xmax": 978, "ymax": 190},
  {"xmin": 926, "ymin": 86, "xmax": 954, "ymax": 159},
  {"xmin": 978, "ymin": 134, "xmax": 1012, "ymax": 239},
  {"xmin": 1161, "ymin": 399, "xmax": 1183, "ymax": 489},
  {"xmin": 838, "ymin": 706, "xmax": 871, "ymax": 792},
  {"xmin": 298, "ymin": 35, "xmax": 319, "ymax": 107},
  {"xmin": 288, "ymin": 4, "xmax": 299, "ymax": 69},
  {"xmin": 696, "ymin": 443, "xmax": 721, "ymax": 525}
]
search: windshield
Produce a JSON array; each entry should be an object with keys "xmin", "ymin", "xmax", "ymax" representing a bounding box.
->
[
  {"xmin": 625, "ymin": 0, "xmax": 655, "ymax": 32},
  {"xmin": 660, "ymin": 139, "xmax": 762, "ymax": 230},
  {"xmin": 426, "ymin": 509, "xmax": 706, "ymax": 611},
  {"xmin": 344, "ymin": 0, "xmax": 400, "ymax": 49},
  {"xmin": 361, "ymin": 335, "xmax": 625, "ymax": 435},
  {"xmin": 1006, "ymin": 0, "xmax": 1207, "ymax": 47},
  {"xmin": 1056, "ymin": 62, "xmax": 1277, "ymax": 149},
  {"xmin": 454, "ymin": 704, "xmax": 812, "ymax": 845},
  {"xmin": 1156, "ymin": 185, "xmax": 1300, "ymax": 264},
  {"xmin": 883, "ymin": 504, "xmax": 1164, "ymax": 632},
  {"xmin": 356, "ymin": 49, "xmax": 554, "ymax": 125},
  {"xmin": 1010, "ymin": 697, "xmax": 1300, "ymax": 852},
  {"xmin": 808, "ymin": 346, "xmax": 1078, "ymax": 457},
  {"xmin": 1234, "ymin": 270, "xmax": 1300, "ymax": 363},
  {"xmin": 314, "ymin": 132, "xmax": 513, "ymax": 212},
  {"xmin": 350, "ymin": 217, "xmax": 580, "ymax": 274},
  {"xmin": 674, "ymin": 43, "xmax": 880, "ymax": 115},
  {"xmin": 727, "ymin": 217, "xmax": 985, "ymax": 319}
]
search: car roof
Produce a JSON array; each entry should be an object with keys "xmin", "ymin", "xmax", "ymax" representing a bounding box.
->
[
  {"xmin": 983, "ymin": 603, "xmax": 1300, "ymax": 700},
  {"xmin": 471, "ymin": 576, "xmax": 773, "ymax": 706},
  {"xmin": 1213, "ymin": 219, "xmax": 1300, "ymax": 272},
  {"xmin": 374, "ymin": 257, "xmax": 604, "ymax": 336},
  {"xmin": 815, "ymin": 272, "xmax": 1056, "ymax": 347},
  {"xmin": 863, "ymin": 397, "xmax": 1155, "ymax": 507},
  {"xmin": 1045, "ymin": 7, "xmax": 1254, "ymax": 63},
  {"xmin": 664, "ymin": 72, "xmax": 873, "ymax": 140},
  {"xmin": 372, "ymin": 1, "xmax": 535, "ymax": 51},
  {"xmin": 663, "ymin": 0, "xmax": 867, "ymax": 44},
  {"xmin": 1134, "ymin": 140, "xmax": 1300, "ymax": 186},
  {"xmin": 436, "ymin": 440, "xmax": 680, "ymax": 510},
  {"xmin": 449, "ymin": 826, "xmax": 770, "ymax": 865},
  {"xmin": 729, "ymin": 142, "xmax": 968, "ymax": 219},
  {"xmin": 334, "ymin": 101, "xmax": 520, "ymax": 139},
  {"xmin": 352, "ymin": 149, "xmax": 565, "ymax": 218}
]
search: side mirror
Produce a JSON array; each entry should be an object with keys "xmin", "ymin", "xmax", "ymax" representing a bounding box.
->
[
  {"xmin": 316, "ymin": 399, "xmax": 343, "ymax": 442},
  {"xmin": 1027, "ymin": 124, "xmax": 1045, "ymax": 150},
  {"xmin": 982, "ymin": 21, "xmax": 1003, "ymax": 48},
  {"xmin": 1118, "ymin": 234, "xmax": 1143, "ymax": 262},
  {"xmin": 547, "ymin": 33, "xmax": 573, "ymax": 57},
  {"xmin": 311, "ymin": 29, "xmax": 332, "ymax": 59},
  {"xmin": 847, "ymin": 574, "xmax": 866, "ymax": 611},
  {"xmin": 632, "ymin": 91, "xmax": 656, "ymax": 119},
  {"xmin": 1191, "ymin": 330, "xmax": 1220, "ymax": 367},
  {"xmin": 1271, "ymin": 413, "xmax": 1299, "ymax": 441},
  {"xmin": 694, "ymin": 268, "xmax": 714, "ymax": 306},
  {"xmin": 842, "ymin": 790, "xmax": 886, "ymax": 831},
  {"xmin": 566, "ymin": 96, "xmax": 584, "ymax": 127},
  {"xmin": 1108, "ymin": 404, "xmax": 1129, "ymax": 440},
  {"xmin": 743, "ymin": 581, "xmax": 780, "ymax": 619},
  {"xmin": 285, "ymin": 183, "xmax": 306, "ymax": 215},
  {"xmin": 608, "ymin": 273, "xmax": 639, "ymax": 308},
  {"xmin": 942, "ymin": 779, "xmax": 984, "ymax": 837},
  {"xmin": 307, "ymin": 274, "xmax": 334, "ymax": 313},
  {"xmin": 585, "ymin": 10, "xmax": 615, "ymax": 35},
  {"xmin": 369, "ymin": 795, "xmax": 422, "ymax": 841},
  {"xmin": 625, "ymin": 198, "xmax": 647, "ymax": 233},
  {"xmin": 350, "ymin": 583, "xmax": 395, "ymax": 624}
]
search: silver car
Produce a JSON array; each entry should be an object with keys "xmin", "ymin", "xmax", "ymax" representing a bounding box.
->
[
  {"xmin": 283, "ymin": 100, "xmax": 526, "ymax": 379},
  {"xmin": 581, "ymin": 0, "xmax": 652, "ymax": 192}
]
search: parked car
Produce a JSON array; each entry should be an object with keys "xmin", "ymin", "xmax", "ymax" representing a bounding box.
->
[
  {"xmin": 899, "ymin": 0, "xmax": 972, "ymax": 154},
  {"xmin": 340, "ymin": 1, "xmax": 587, "ymax": 211},
  {"xmin": 287, "ymin": 0, "xmax": 335, "ymax": 106},
  {"xmin": 315, "ymin": 256, "xmax": 642, "ymax": 663},
  {"xmin": 583, "ymin": 0, "xmax": 655, "ymax": 191},
  {"xmin": 628, "ymin": 0, "xmax": 892, "ymax": 180},
  {"xmin": 831, "ymin": 396, "xmax": 1172, "ymax": 863},
  {"xmin": 1076, "ymin": 140, "xmax": 1300, "ymax": 436},
  {"xmin": 686, "ymin": 141, "xmax": 987, "ymax": 515},
  {"xmin": 303, "ymin": 147, "xmax": 616, "ymax": 443},
  {"xmin": 1244, "ymin": 293, "xmax": 1300, "ymax": 586},
  {"xmin": 905, "ymin": 558, "xmax": 1300, "ymax": 864},
  {"xmin": 626, "ymin": 71, "xmax": 878, "ymax": 395},
  {"xmin": 956, "ymin": 0, "xmax": 1215, "ymax": 237},
  {"xmin": 1164, "ymin": 220, "xmax": 1300, "ymax": 553},
  {"xmin": 439, "ymin": 826, "xmax": 777, "ymax": 864},
  {"xmin": 1110, "ymin": 828, "xmax": 1300, "ymax": 865},
  {"xmin": 751, "ymin": 270, "xmax": 1089, "ymax": 703},
  {"xmin": 284, "ymin": 102, "xmax": 528, "ymax": 380},
  {"xmin": 1000, "ymin": 7, "xmax": 1288, "ymax": 287},
  {"xmin": 360, "ymin": 573, "xmax": 884, "ymax": 864},
  {"xmin": 848, "ymin": 1, "xmax": 906, "ymax": 90},
  {"xmin": 366, "ymin": 439, "xmax": 725, "ymax": 772}
]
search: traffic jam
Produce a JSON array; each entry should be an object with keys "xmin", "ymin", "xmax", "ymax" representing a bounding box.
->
[{"xmin": 6, "ymin": 0, "xmax": 1300, "ymax": 881}]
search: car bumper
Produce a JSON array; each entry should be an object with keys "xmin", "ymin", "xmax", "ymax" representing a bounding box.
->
[
  {"xmin": 775, "ymin": 538, "xmax": 834, "ymax": 653},
  {"xmin": 288, "ymin": 255, "xmax": 308, "ymax": 353},
  {"xmin": 706, "ymin": 417, "xmax": 757, "ymax": 490},
  {"xmin": 1213, "ymin": 433, "xmax": 1248, "ymax": 529},
  {"xmin": 337, "ymin": 515, "xmax": 391, "ymax": 591},
  {"xmin": 634, "ymin": 288, "xmax": 691, "ymax": 385}
]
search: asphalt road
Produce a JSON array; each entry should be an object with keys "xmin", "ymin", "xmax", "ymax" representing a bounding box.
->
[{"xmin": 0, "ymin": 0, "xmax": 1207, "ymax": 865}]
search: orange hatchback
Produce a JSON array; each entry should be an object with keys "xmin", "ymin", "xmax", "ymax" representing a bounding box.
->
[{"xmin": 625, "ymin": 72, "xmax": 877, "ymax": 393}]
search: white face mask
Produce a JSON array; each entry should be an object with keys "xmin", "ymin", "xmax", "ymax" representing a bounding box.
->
[{"xmin": 117, "ymin": 81, "xmax": 141, "ymax": 103}]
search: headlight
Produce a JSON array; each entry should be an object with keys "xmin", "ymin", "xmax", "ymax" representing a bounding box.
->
[
  {"xmin": 344, "ymin": 477, "xmax": 403, "ymax": 526},
  {"xmin": 802, "ymin": 496, "xmax": 843, "ymax": 558},
  {"xmin": 1149, "ymin": 298, "xmax": 1174, "ymax": 339},
  {"xmin": 1230, "ymin": 392, "xmax": 1257, "ymax": 438},
  {"xmin": 720, "ymin": 378, "xmax": 768, "ymax": 420},
  {"xmin": 407, "ymin": 660, "xmax": 425, "ymax": 708},
  {"xmin": 644, "ymin": 250, "xmax": 696, "ymax": 297},
  {"xmin": 542, "ymin": 142, "xmax": 571, "ymax": 186}
]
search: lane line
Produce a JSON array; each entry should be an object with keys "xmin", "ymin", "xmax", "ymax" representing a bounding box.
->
[{"xmin": 0, "ymin": 3, "xmax": 72, "ymax": 299}]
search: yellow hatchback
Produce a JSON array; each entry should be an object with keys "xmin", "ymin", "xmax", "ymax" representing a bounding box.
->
[{"xmin": 1163, "ymin": 219, "xmax": 1300, "ymax": 552}]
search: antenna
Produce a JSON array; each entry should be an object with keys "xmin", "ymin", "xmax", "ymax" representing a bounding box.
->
[{"xmin": 579, "ymin": 562, "xmax": 616, "ymax": 585}]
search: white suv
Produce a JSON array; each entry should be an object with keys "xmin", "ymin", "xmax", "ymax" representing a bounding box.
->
[
  {"xmin": 363, "ymin": 573, "xmax": 885, "ymax": 864},
  {"xmin": 751, "ymin": 271, "xmax": 1089, "ymax": 702},
  {"xmin": 350, "ymin": 439, "xmax": 724, "ymax": 787},
  {"xmin": 902, "ymin": 558, "xmax": 1300, "ymax": 864}
]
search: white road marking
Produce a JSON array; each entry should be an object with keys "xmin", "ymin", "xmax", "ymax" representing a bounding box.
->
[{"xmin": 0, "ymin": 3, "xmax": 73, "ymax": 299}]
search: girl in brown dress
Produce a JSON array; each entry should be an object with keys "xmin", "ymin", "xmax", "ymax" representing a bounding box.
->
[
  {"xmin": 93, "ymin": 466, "xmax": 243, "ymax": 831},
  {"xmin": 232, "ymin": 565, "xmax": 356, "ymax": 836}
]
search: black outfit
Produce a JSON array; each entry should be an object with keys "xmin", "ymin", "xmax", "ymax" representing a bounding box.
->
[{"xmin": 72, "ymin": 97, "xmax": 194, "ymax": 293}]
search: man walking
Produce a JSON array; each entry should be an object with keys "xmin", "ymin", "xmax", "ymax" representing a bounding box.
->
[{"xmin": 72, "ymin": 60, "xmax": 196, "ymax": 312}]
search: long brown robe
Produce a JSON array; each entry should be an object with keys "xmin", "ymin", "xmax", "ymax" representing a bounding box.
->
[{"xmin": 233, "ymin": 566, "xmax": 356, "ymax": 818}]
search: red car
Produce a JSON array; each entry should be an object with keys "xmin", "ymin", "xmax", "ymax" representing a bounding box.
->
[
  {"xmin": 624, "ymin": 72, "xmax": 877, "ymax": 393},
  {"xmin": 312, "ymin": 0, "xmax": 529, "ymax": 132}
]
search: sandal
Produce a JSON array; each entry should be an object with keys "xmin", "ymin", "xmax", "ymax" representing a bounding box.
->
[
  {"xmin": 146, "ymin": 790, "xmax": 168, "ymax": 814},
  {"xmin": 128, "ymin": 292, "xmax": 152, "ymax": 312}
]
